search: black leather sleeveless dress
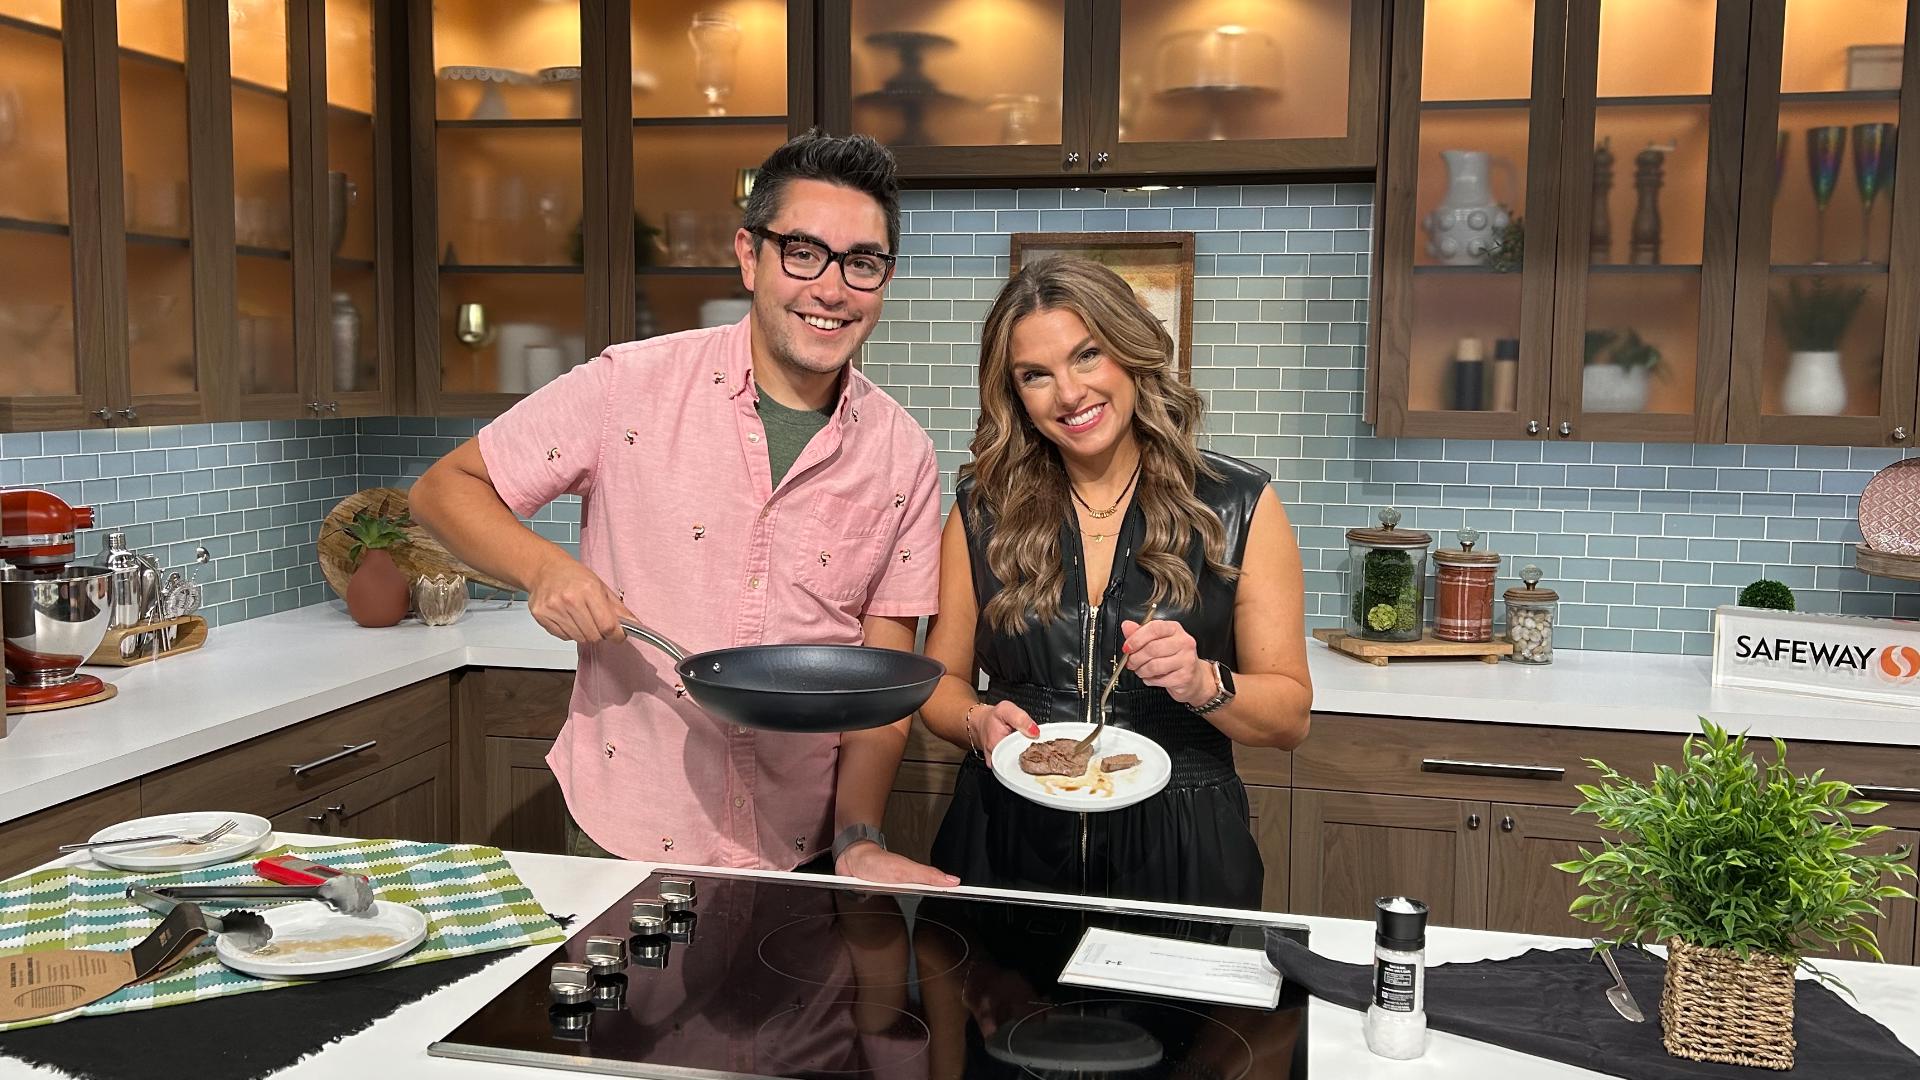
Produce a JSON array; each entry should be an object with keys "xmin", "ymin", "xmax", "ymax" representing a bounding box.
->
[{"xmin": 929, "ymin": 450, "xmax": 1271, "ymax": 910}]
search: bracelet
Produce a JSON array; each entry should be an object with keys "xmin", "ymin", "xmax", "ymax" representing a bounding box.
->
[{"xmin": 962, "ymin": 702, "xmax": 989, "ymax": 759}]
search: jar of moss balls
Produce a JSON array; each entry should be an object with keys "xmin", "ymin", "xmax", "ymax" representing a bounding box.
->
[{"xmin": 1346, "ymin": 508, "xmax": 1433, "ymax": 641}]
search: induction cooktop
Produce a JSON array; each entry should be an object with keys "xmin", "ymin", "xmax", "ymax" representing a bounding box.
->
[{"xmin": 430, "ymin": 869, "xmax": 1309, "ymax": 1079}]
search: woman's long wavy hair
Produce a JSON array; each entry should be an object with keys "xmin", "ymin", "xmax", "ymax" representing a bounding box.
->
[{"xmin": 964, "ymin": 255, "xmax": 1235, "ymax": 633}]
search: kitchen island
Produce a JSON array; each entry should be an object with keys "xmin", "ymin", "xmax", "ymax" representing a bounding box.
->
[{"xmin": 2, "ymin": 835, "xmax": 1918, "ymax": 1079}]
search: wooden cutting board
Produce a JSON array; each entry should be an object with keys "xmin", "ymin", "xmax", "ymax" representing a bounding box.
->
[
  {"xmin": 317, "ymin": 488, "xmax": 517, "ymax": 599},
  {"xmin": 1313, "ymin": 627, "xmax": 1512, "ymax": 666}
]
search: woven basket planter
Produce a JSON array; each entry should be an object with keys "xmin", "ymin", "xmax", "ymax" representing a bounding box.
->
[{"xmin": 1659, "ymin": 937, "xmax": 1796, "ymax": 1070}]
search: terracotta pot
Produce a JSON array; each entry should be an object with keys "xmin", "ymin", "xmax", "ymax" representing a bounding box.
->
[{"xmin": 345, "ymin": 549, "xmax": 409, "ymax": 628}]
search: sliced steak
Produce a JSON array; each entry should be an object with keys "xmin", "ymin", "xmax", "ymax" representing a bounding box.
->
[
  {"xmin": 1100, "ymin": 753, "xmax": 1140, "ymax": 773},
  {"xmin": 1019, "ymin": 738, "xmax": 1094, "ymax": 777}
]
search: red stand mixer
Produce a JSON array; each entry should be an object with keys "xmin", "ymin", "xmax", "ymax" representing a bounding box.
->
[{"xmin": 1, "ymin": 488, "xmax": 116, "ymax": 713}]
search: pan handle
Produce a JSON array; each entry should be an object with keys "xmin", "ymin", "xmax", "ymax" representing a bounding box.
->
[{"xmin": 620, "ymin": 618, "xmax": 691, "ymax": 663}]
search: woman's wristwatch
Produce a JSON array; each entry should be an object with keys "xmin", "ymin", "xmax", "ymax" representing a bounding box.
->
[{"xmin": 1188, "ymin": 660, "xmax": 1236, "ymax": 715}]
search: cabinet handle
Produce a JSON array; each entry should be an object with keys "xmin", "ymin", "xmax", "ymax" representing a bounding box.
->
[
  {"xmin": 1526, "ymin": 419, "xmax": 1540, "ymax": 435},
  {"xmin": 325, "ymin": 804, "xmax": 346, "ymax": 815},
  {"xmin": 92, "ymin": 408, "xmax": 112, "ymax": 421},
  {"xmin": 307, "ymin": 402, "xmax": 323, "ymax": 414},
  {"xmin": 291, "ymin": 740, "xmax": 377, "ymax": 776},
  {"xmin": 1093, "ymin": 151, "xmax": 1110, "ymax": 169},
  {"xmin": 306, "ymin": 815, "xmax": 326, "ymax": 825},
  {"xmin": 1501, "ymin": 815, "xmax": 1515, "ymax": 832},
  {"xmin": 1422, "ymin": 758, "xmax": 1565, "ymax": 781},
  {"xmin": 1466, "ymin": 813, "xmax": 1481, "ymax": 830},
  {"xmin": 1855, "ymin": 785, "xmax": 1920, "ymax": 803},
  {"xmin": 1895, "ymin": 427, "xmax": 1909, "ymax": 442},
  {"xmin": 1064, "ymin": 151, "xmax": 1080, "ymax": 169},
  {"xmin": 1557, "ymin": 420, "xmax": 1572, "ymax": 438},
  {"xmin": 117, "ymin": 407, "xmax": 137, "ymax": 422},
  {"xmin": 325, "ymin": 402, "xmax": 340, "ymax": 414}
]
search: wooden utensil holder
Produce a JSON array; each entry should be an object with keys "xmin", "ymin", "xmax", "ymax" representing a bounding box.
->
[{"xmin": 88, "ymin": 615, "xmax": 208, "ymax": 667}]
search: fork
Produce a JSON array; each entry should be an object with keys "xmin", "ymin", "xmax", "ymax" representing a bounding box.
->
[
  {"xmin": 1072, "ymin": 604, "xmax": 1159, "ymax": 757},
  {"xmin": 59, "ymin": 819, "xmax": 239, "ymax": 854},
  {"xmin": 1593, "ymin": 939, "xmax": 1645, "ymax": 1022}
]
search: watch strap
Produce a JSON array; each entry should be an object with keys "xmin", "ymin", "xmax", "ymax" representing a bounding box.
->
[
  {"xmin": 1190, "ymin": 660, "xmax": 1234, "ymax": 715},
  {"xmin": 831, "ymin": 823, "xmax": 887, "ymax": 862}
]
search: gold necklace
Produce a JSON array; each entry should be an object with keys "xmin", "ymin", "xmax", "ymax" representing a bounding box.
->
[{"xmin": 1069, "ymin": 465, "xmax": 1141, "ymax": 520}]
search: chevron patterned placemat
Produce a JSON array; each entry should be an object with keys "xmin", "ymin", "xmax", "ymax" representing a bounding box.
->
[{"xmin": 0, "ymin": 839, "xmax": 565, "ymax": 1031}]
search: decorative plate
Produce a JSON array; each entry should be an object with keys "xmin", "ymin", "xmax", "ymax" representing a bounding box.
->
[{"xmin": 1860, "ymin": 458, "xmax": 1920, "ymax": 555}]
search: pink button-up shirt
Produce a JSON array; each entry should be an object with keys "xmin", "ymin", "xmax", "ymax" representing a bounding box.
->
[{"xmin": 477, "ymin": 318, "xmax": 941, "ymax": 867}]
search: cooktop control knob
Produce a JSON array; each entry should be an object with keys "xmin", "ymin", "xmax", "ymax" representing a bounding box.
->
[
  {"xmin": 584, "ymin": 935, "xmax": 628, "ymax": 976},
  {"xmin": 630, "ymin": 935, "xmax": 669, "ymax": 968},
  {"xmin": 549, "ymin": 962, "xmax": 594, "ymax": 1006},
  {"xmin": 657, "ymin": 878, "xmax": 696, "ymax": 915},
  {"xmin": 630, "ymin": 899, "xmax": 668, "ymax": 936}
]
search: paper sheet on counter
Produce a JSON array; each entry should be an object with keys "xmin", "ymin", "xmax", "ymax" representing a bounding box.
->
[{"xmin": 1058, "ymin": 927, "xmax": 1283, "ymax": 1010}]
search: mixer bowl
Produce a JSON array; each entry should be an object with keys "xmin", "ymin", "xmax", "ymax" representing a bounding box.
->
[{"xmin": 2, "ymin": 565, "xmax": 113, "ymax": 687}]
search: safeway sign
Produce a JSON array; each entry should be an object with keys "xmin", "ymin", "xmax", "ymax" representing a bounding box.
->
[{"xmin": 1712, "ymin": 606, "xmax": 1920, "ymax": 707}]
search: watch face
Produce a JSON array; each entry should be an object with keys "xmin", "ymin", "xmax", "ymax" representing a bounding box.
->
[{"xmin": 1215, "ymin": 662, "xmax": 1235, "ymax": 696}]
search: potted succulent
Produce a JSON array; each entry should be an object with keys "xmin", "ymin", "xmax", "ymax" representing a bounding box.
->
[
  {"xmin": 1773, "ymin": 279, "xmax": 1867, "ymax": 416},
  {"xmin": 1556, "ymin": 720, "xmax": 1914, "ymax": 1070},
  {"xmin": 1581, "ymin": 328, "xmax": 1664, "ymax": 413},
  {"xmin": 341, "ymin": 506, "xmax": 414, "ymax": 627}
]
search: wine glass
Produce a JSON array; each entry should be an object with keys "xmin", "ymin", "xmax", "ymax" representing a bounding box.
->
[
  {"xmin": 455, "ymin": 301, "xmax": 495, "ymax": 390},
  {"xmin": 688, "ymin": 12, "xmax": 741, "ymax": 116},
  {"xmin": 1806, "ymin": 125, "xmax": 1846, "ymax": 264},
  {"xmin": 1853, "ymin": 122, "xmax": 1897, "ymax": 264}
]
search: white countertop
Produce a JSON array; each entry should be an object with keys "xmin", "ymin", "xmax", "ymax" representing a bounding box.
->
[
  {"xmin": 4, "ymin": 601, "xmax": 1918, "ymax": 825},
  {"xmin": 3, "ymin": 837, "xmax": 1917, "ymax": 1079}
]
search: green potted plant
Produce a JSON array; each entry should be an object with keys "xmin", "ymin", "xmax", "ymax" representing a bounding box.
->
[
  {"xmin": 1555, "ymin": 719, "xmax": 1914, "ymax": 1070},
  {"xmin": 1582, "ymin": 328, "xmax": 1664, "ymax": 413},
  {"xmin": 1739, "ymin": 578, "xmax": 1797, "ymax": 611},
  {"xmin": 1773, "ymin": 279, "xmax": 1867, "ymax": 416},
  {"xmin": 341, "ymin": 506, "xmax": 414, "ymax": 628}
]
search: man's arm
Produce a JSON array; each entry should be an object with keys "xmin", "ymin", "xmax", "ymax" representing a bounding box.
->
[
  {"xmin": 411, "ymin": 439, "xmax": 630, "ymax": 643},
  {"xmin": 832, "ymin": 613, "xmax": 959, "ymax": 887}
]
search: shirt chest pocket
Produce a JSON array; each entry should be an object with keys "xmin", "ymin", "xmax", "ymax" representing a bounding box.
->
[{"xmin": 794, "ymin": 492, "xmax": 891, "ymax": 604}]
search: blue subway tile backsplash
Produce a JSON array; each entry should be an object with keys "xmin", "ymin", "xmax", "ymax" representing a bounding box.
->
[{"xmin": 4, "ymin": 184, "xmax": 1917, "ymax": 651}]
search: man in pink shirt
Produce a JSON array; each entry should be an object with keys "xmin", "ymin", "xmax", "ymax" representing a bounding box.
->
[{"xmin": 412, "ymin": 132, "xmax": 955, "ymax": 886}]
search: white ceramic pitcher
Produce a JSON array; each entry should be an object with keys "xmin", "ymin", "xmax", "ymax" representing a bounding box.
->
[{"xmin": 1423, "ymin": 150, "xmax": 1519, "ymax": 266}]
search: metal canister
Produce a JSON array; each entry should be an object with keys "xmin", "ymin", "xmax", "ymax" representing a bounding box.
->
[
  {"xmin": 1432, "ymin": 528, "xmax": 1499, "ymax": 643},
  {"xmin": 90, "ymin": 531, "xmax": 159, "ymax": 629}
]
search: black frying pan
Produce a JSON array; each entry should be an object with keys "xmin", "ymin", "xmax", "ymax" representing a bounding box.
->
[{"xmin": 621, "ymin": 619, "xmax": 945, "ymax": 734}]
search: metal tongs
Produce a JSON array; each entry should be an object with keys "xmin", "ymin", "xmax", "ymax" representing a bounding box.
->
[
  {"xmin": 1072, "ymin": 604, "xmax": 1157, "ymax": 757},
  {"xmin": 127, "ymin": 885, "xmax": 273, "ymax": 953}
]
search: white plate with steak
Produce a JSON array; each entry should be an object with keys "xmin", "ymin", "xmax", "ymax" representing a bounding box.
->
[{"xmin": 989, "ymin": 722, "xmax": 1171, "ymax": 811}]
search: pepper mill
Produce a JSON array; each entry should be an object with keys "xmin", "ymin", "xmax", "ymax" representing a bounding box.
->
[
  {"xmin": 1630, "ymin": 145, "xmax": 1666, "ymax": 265},
  {"xmin": 1591, "ymin": 138, "xmax": 1614, "ymax": 263}
]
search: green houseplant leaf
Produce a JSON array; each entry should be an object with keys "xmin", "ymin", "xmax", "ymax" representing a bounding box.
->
[
  {"xmin": 1772, "ymin": 278, "xmax": 1867, "ymax": 352},
  {"xmin": 1554, "ymin": 718, "xmax": 1915, "ymax": 979},
  {"xmin": 343, "ymin": 508, "xmax": 414, "ymax": 569}
]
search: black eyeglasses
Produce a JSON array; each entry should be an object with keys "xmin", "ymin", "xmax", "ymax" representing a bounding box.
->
[{"xmin": 749, "ymin": 227, "xmax": 895, "ymax": 291}]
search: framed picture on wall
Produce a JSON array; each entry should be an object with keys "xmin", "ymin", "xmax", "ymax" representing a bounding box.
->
[{"xmin": 1008, "ymin": 231, "xmax": 1197, "ymax": 379}]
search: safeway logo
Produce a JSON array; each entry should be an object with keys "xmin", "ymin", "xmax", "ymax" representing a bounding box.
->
[{"xmin": 1880, "ymin": 644, "xmax": 1920, "ymax": 685}]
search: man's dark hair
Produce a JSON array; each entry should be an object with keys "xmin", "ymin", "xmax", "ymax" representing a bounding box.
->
[{"xmin": 743, "ymin": 129, "xmax": 901, "ymax": 255}]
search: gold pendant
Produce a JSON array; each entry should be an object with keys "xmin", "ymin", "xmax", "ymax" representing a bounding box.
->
[{"xmin": 1087, "ymin": 532, "xmax": 1107, "ymax": 544}]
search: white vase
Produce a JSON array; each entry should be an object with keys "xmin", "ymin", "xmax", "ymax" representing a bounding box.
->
[
  {"xmin": 1422, "ymin": 149, "xmax": 1516, "ymax": 266},
  {"xmin": 1781, "ymin": 350, "xmax": 1847, "ymax": 415},
  {"xmin": 1582, "ymin": 364, "xmax": 1650, "ymax": 413}
]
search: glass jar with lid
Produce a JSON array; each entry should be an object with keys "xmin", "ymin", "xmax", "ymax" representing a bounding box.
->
[
  {"xmin": 1433, "ymin": 528, "xmax": 1499, "ymax": 642},
  {"xmin": 1504, "ymin": 564, "xmax": 1558, "ymax": 664},
  {"xmin": 1345, "ymin": 507, "xmax": 1433, "ymax": 642}
]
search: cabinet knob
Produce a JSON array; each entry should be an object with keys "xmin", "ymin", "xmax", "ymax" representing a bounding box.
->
[
  {"xmin": 1526, "ymin": 419, "xmax": 1540, "ymax": 435},
  {"xmin": 1093, "ymin": 151, "xmax": 1110, "ymax": 169},
  {"xmin": 117, "ymin": 407, "xmax": 137, "ymax": 422},
  {"xmin": 307, "ymin": 815, "xmax": 326, "ymax": 825},
  {"xmin": 307, "ymin": 402, "xmax": 323, "ymax": 414},
  {"xmin": 1501, "ymin": 815, "xmax": 1515, "ymax": 832},
  {"xmin": 92, "ymin": 408, "xmax": 112, "ymax": 421},
  {"xmin": 1557, "ymin": 421, "xmax": 1572, "ymax": 438},
  {"xmin": 1466, "ymin": 813, "xmax": 1481, "ymax": 830},
  {"xmin": 325, "ymin": 402, "xmax": 339, "ymax": 414},
  {"xmin": 325, "ymin": 804, "xmax": 346, "ymax": 815},
  {"xmin": 1895, "ymin": 427, "xmax": 1909, "ymax": 442},
  {"xmin": 1064, "ymin": 151, "xmax": 1080, "ymax": 169}
]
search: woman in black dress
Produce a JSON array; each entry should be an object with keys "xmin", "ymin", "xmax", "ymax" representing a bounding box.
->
[{"xmin": 922, "ymin": 256, "xmax": 1313, "ymax": 910}]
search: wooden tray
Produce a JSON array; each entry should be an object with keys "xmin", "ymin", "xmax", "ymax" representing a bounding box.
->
[
  {"xmin": 318, "ymin": 488, "xmax": 516, "ymax": 600},
  {"xmin": 1313, "ymin": 627, "xmax": 1512, "ymax": 666},
  {"xmin": 88, "ymin": 615, "xmax": 208, "ymax": 666},
  {"xmin": 1855, "ymin": 544, "xmax": 1920, "ymax": 583}
]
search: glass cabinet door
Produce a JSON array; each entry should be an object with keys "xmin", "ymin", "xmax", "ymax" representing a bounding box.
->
[
  {"xmin": 1729, "ymin": 0, "xmax": 1918, "ymax": 447},
  {"xmin": 0, "ymin": 1, "xmax": 88, "ymax": 427},
  {"xmin": 116, "ymin": 0, "xmax": 202, "ymax": 424},
  {"xmin": 833, "ymin": 0, "xmax": 1083, "ymax": 178},
  {"xmin": 629, "ymin": 0, "xmax": 787, "ymax": 343},
  {"xmin": 1376, "ymin": 0, "xmax": 1565, "ymax": 439},
  {"xmin": 1093, "ymin": 0, "xmax": 1379, "ymax": 174},
  {"xmin": 1547, "ymin": 0, "xmax": 1742, "ymax": 442},
  {"xmin": 227, "ymin": 0, "xmax": 299, "ymax": 405},
  {"xmin": 319, "ymin": 0, "xmax": 388, "ymax": 410},
  {"xmin": 430, "ymin": 0, "xmax": 586, "ymax": 407}
]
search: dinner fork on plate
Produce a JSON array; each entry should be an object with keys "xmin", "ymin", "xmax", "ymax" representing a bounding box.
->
[
  {"xmin": 1072, "ymin": 604, "xmax": 1158, "ymax": 757},
  {"xmin": 59, "ymin": 818, "xmax": 238, "ymax": 854}
]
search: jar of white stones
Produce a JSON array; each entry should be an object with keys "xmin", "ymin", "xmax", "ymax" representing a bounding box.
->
[{"xmin": 1503, "ymin": 564, "xmax": 1558, "ymax": 665}]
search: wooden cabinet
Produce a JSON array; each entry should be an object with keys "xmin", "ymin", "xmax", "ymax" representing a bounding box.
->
[
  {"xmin": 1290, "ymin": 788, "xmax": 1489, "ymax": 928},
  {"xmin": 1372, "ymin": 0, "xmax": 1920, "ymax": 448},
  {"xmin": 1246, "ymin": 784, "xmax": 1290, "ymax": 913},
  {"xmin": 453, "ymin": 667, "xmax": 572, "ymax": 850},
  {"xmin": 1484, "ymin": 801, "xmax": 1615, "ymax": 939},
  {"xmin": 0, "ymin": 0, "xmax": 400, "ymax": 433},
  {"xmin": 881, "ymin": 759, "xmax": 958, "ymax": 865},
  {"xmin": 478, "ymin": 735, "xmax": 567, "ymax": 853},
  {"xmin": 816, "ymin": 0, "xmax": 1380, "ymax": 182},
  {"xmin": 0, "ymin": 781, "xmax": 141, "ymax": 880},
  {"xmin": 271, "ymin": 744, "xmax": 454, "ymax": 843}
]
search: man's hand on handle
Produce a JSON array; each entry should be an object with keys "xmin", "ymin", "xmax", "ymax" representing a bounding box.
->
[{"xmin": 527, "ymin": 557, "xmax": 633, "ymax": 643}]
